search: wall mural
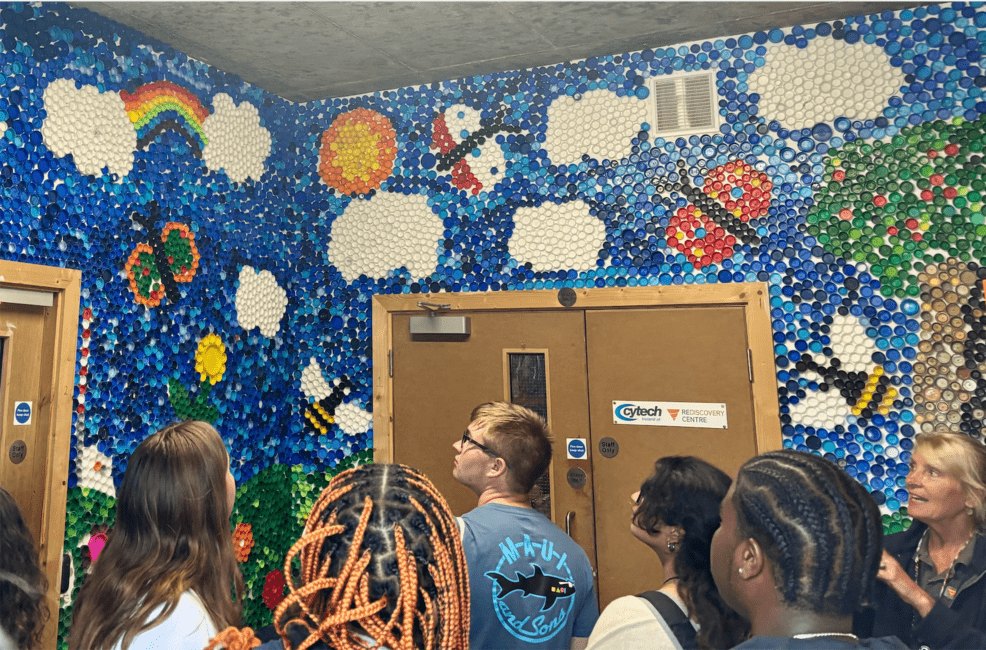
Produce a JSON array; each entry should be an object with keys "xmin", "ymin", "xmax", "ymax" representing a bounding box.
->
[{"xmin": 1, "ymin": 1, "xmax": 985, "ymax": 641}]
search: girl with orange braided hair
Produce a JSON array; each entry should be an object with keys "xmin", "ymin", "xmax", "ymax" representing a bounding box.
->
[{"xmin": 211, "ymin": 463, "xmax": 470, "ymax": 650}]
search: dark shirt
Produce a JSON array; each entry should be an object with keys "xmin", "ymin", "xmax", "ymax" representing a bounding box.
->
[
  {"xmin": 734, "ymin": 636, "xmax": 907, "ymax": 649},
  {"xmin": 915, "ymin": 529, "xmax": 979, "ymax": 607},
  {"xmin": 854, "ymin": 522, "xmax": 986, "ymax": 649}
]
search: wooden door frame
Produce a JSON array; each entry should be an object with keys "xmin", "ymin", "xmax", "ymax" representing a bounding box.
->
[
  {"xmin": 372, "ymin": 283, "xmax": 782, "ymax": 463},
  {"xmin": 0, "ymin": 260, "xmax": 81, "ymax": 650}
]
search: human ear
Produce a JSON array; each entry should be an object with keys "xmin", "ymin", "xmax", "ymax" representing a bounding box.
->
[
  {"xmin": 737, "ymin": 537, "xmax": 765, "ymax": 580},
  {"xmin": 488, "ymin": 457, "xmax": 508, "ymax": 479}
]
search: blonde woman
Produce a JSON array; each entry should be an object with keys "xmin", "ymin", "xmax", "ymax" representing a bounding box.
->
[
  {"xmin": 856, "ymin": 432, "xmax": 986, "ymax": 649},
  {"xmin": 68, "ymin": 421, "xmax": 242, "ymax": 650}
]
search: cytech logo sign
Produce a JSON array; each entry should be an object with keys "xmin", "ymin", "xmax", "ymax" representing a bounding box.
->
[
  {"xmin": 612, "ymin": 400, "xmax": 728, "ymax": 429},
  {"xmin": 614, "ymin": 403, "xmax": 663, "ymax": 422}
]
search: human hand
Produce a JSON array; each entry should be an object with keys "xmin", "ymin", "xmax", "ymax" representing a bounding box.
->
[{"xmin": 878, "ymin": 550, "xmax": 935, "ymax": 617}]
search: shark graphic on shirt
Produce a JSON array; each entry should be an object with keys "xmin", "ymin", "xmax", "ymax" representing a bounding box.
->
[{"xmin": 485, "ymin": 564, "xmax": 576, "ymax": 611}]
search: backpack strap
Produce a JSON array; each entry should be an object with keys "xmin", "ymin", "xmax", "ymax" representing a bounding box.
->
[{"xmin": 637, "ymin": 590, "xmax": 698, "ymax": 650}]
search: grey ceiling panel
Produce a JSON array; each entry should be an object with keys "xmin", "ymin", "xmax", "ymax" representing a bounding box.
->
[
  {"xmin": 66, "ymin": 1, "xmax": 931, "ymax": 103},
  {"xmin": 508, "ymin": 2, "xmax": 720, "ymax": 47},
  {"xmin": 310, "ymin": 2, "xmax": 551, "ymax": 71}
]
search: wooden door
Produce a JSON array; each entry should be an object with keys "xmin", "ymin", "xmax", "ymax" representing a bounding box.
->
[
  {"xmin": 585, "ymin": 306, "xmax": 761, "ymax": 608},
  {"xmin": 390, "ymin": 309, "xmax": 597, "ymax": 562},
  {"xmin": 377, "ymin": 286, "xmax": 781, "ymax": 612},
  {"xmin": 0, "ymin": 302, "xmax": 53, "ymax": 545},
  {"xmin": 1, "ymin": 261, "xmax": 81, "ymax": 650}
]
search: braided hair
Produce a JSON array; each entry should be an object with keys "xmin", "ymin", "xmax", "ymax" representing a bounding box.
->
[
  {"xmin": 732, "ymin": 450, "xmax": 883, "ymax": 616},
  {"xmin": 273, "ymin": 463, "xmax": 469, "ymax": 650}
]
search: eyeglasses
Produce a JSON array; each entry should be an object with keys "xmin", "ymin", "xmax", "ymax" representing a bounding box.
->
[{"xmin": 460, "ymin": 431, "xmax": 512, "ymax": 470}]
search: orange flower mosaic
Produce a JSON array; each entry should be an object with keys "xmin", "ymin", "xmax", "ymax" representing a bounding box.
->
[
  {"xmin": 232, "ymin": 522, "xmax": 255, "ymax": 562},
  {"xmin": 318, "ymin": 108, "xmax": 396, "ymax": 195}
]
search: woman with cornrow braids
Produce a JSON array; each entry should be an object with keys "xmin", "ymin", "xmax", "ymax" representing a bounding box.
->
[
  {"xmin": 209, "ymin": 464, "xmax": 470, "ymax": 650},
  {"xmin": 711, "ymin": 450, "xmax": 907, "ymax": 649}
]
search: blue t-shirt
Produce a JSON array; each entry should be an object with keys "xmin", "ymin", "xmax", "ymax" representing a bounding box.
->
[{"xmin": 460, "ymin": 503, "xmax": 599, "ymax": 648}]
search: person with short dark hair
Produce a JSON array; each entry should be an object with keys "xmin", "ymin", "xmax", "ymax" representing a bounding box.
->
[
  {"xmin": 587, "ymin": 457, "xmax": 748, "ymax": 650},
  {"xmin": 0, "ymin": 486, "xmax": 49, "ymax": 650},
  {"xmin": 454, "ymin": 402, "xmax": 598, "ymax": 650},
  {"xmin": 855, "ymin": 432, "xmax": 986, "ymax": 649},
  {"xmin": 711, "ymin": 450, "xmax": 906, "ymax": 649}
]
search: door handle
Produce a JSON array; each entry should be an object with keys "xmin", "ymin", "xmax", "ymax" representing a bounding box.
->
[{"xmin": 565, "ymin": 510, "xmax": 575, "ymax": 537}]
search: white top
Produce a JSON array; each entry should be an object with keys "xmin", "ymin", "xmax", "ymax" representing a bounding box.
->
[
  {"xmin": 586, "ymin": 593, "xmax": 697, "ymax": 650},
  {"xmin": 0, "ymin": 624, "xmax": 16, "ymax": 650},
  {"xmin": 110, "ymin": 591, "xmax": 218, "ymax": 650}
]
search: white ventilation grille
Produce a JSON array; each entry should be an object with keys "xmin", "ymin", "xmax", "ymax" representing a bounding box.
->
[{"xmin": 647, "ymin": 71, "xmax": 719, "ymax": 138}]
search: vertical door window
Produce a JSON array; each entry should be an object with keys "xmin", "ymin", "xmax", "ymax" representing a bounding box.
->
[{"xmin": 508, "ymin": 352, "xmax": 551, "ymax": 517}]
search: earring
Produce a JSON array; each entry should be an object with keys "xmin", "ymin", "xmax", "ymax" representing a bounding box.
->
[
  {"xmin": 667, "ymin": 540, "xmax": 677, "ymax": 553},
  {"xmin": 738, "ymin": 568, "xmax": 744, "ymax": 575},
  {"xmin": 968, "ymin": 506, "xmax": 975, "ymax": 516}
]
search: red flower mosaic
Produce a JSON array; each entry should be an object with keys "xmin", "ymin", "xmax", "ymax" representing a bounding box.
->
[{"xmin": 262, "ymin": 569, "xmax": 287, "ymax": 610}]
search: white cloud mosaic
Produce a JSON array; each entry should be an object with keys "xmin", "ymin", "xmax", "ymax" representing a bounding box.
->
[
  {"xmin": 41, "ymin": 78, "xmax": 136, "ymax": 179},
  {"xmin": 748, "ymin": 37, "xmax": 906, "ymax": 129},
  {"xmin": 202, "ymin": 93, "xmax": 272, "ymax": 183},
  {"xmin": 545, "ymin": 90, "xmax": 648, "ymax": 165},
  {"xmin": 327, "ymin": 191, "xmax": 442, "ymax": 282},
  {"xmin": 509, "ymin": 199, "xmax": 605, "ymax": 272},
  {"xmin": 235, "ymin": 265, "xmax": 288, "ymax": 337}
]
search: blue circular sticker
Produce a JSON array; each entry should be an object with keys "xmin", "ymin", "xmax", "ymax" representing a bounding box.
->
[
  {"xmin": 14, "ymin": 402, "xmax": 31, "ymax": 425},
  {"xmin": 567, "ymin": 439, "xmax": 586, "ymax": 459}
]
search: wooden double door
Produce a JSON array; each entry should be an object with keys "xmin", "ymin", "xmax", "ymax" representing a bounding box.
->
[{"xmin": 373, "ymin": 284, "xmax": 781, "ymax": 608}]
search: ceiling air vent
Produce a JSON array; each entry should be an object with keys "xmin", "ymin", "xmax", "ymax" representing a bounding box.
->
[{"xmin": 647, "ymin": 71, "xmax": 719, "ymax": 138}]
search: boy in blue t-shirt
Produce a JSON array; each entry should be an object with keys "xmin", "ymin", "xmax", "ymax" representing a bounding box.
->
[{"xmin": 453, "ymin": 402, "xmax": 598, "ymax": 649}]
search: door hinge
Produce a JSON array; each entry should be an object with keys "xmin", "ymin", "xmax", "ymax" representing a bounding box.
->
[
  {"xmin": 389, "ymin": 349, "xmax": 393, "ymax": 378},
  {"xmin": 746, "ymin": 349, "xmax": 753, "ymax": 383}
]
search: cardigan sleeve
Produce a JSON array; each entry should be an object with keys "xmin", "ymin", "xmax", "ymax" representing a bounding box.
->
[{"xmin": 913, "ymin": 599, "xmax": 986, "ymax": 649}]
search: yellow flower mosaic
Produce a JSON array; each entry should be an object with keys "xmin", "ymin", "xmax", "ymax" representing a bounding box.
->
[{"xmin": 195, "ymin": 333, "xmax": 227, "ymax": 385}]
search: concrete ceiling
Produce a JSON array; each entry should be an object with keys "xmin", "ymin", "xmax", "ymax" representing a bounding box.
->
[{"xmin": 68, "ymin": 2, "xmax": 925, "ymax": 103}]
